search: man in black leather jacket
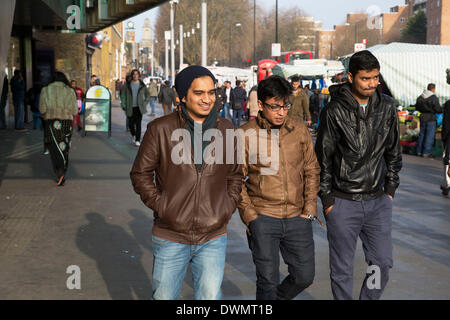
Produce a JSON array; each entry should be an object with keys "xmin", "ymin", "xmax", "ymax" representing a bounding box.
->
[{"xmin": 315, "ymin": 50, "xmax": 402, "ymax": 300}]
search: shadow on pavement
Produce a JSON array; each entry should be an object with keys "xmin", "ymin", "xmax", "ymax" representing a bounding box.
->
[{"xmin": 76, "ymin": 212, "xmax": 152, "ymax": 300}]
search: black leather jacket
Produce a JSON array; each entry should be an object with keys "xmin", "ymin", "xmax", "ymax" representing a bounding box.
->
[{"xmin": 315, "ymin": 83, "xmax": 402, "ymax": 210}]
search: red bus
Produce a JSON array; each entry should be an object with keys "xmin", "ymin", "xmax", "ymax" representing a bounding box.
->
[
  {"xmin": 281, "ymin": 50, "xmax": 313, "ymax": 63},
  {"xmin": 257, "ymin": 59, "xmax": 278, "ymax": 83}
]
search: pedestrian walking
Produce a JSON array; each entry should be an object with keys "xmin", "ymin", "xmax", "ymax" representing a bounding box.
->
[
  {"xmin": 148, "ymin": 78, "xmax": 158, "ymax": 116},
  {"xmin": 288, "ymin": 76, "xmax": 311, "ymax": 126},
  {"xmin": 130, "ymin": 65, "xmax": 243, "ymax": 300},
  {"xmin": 157, "ymin": 80, "xmax": 176, "ymax": 116},
  {"xmin": 120, "ymin": 69, "xmax": 150, "ymax": 147},
  {"xmin": 10, "ymin": 70, "xmax": 26, "ymax": 131},
  {"xmin": 247, "ymin": 85, "xmax": 258, "ymax": 121},
  {"xmin": 214, "ymin": 80, "xmax": 226, "ymax": 114},
  {"xmin": 441, "ymin": 72, "xmax": 450, "ymax": 196},
  {"xmin": 39, "ymin": 71, "xmax": 78, "ymax": 186},
  {"xmin": 315, "ymin": 50, "xmax": 402, "ymax": 300},
  {"xmin": 239, "ymin": 75, "xmax": 321, "ymax": 300},
  {"xmin": 27, "ymin": 82, "xmax": 44, "ymax": 130},
  {"xmin": 70, "ymin": 80, "xmax": 84, "ymax": 132},
  {"xmin": 230, "ymin": 80, "xmax": 247, "ymax": 127},
  {"xmin": 0, "ymin": 75, "xmax": 9, "ymax": 129},
  {"xmin": 222, "ymin": 81, "xmax": 232, "ymax": 119},
  {"xmin": 309, "ymin": 89, "xmax": 320, "ymax": 125},
  {"xmin": 415, "ymin": 83, "xmax": 442, "ymax": 158}
]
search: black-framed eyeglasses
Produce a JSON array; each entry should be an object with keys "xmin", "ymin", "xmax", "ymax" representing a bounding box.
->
[{"xmin": 261, "ymin": 101, "xmax": 291, "ymax": 112}]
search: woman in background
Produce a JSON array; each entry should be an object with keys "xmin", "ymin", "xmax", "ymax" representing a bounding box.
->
[{"xmin": 39, "ymin": 71, "xmax": 78, "ymax": 186}]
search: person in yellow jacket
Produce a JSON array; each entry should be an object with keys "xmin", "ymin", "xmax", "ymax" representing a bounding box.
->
[{"xmin": 39, "ymin": 71, "xmax": 78, "ymax": 186}]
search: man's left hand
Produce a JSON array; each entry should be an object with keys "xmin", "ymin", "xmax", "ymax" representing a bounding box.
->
[{"xmin": 388, "ymin": 195, "xmax": 393, "ymax": 200}]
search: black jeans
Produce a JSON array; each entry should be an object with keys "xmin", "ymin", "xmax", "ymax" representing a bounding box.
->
[
  {"xmin": 247, "ymin": 214, "xmax": 315, "ymax": 300},
  {"xmin": 128, "ymin": 107, "xmax": 142, "ymax": 142}
]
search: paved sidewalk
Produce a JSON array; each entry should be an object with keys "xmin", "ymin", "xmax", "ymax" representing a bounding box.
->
[{"xmin": 0, "ymin": 102, "xmax": 449, "ymax": 299}]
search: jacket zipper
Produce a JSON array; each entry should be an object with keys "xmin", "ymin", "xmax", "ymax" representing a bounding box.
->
[{"xmin": 278, "ymin": 136, "xmax": 289, "ymax": 218}]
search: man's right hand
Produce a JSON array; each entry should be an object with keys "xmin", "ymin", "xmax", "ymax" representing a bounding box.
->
[{"xmin": 324, "ymin": 205, "xmax": 333, "ymax": 216}]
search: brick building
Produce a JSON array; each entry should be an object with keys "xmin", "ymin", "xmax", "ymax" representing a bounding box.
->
[
  {"xmin": 379, "ymin": 4, "xmax": 410, "ymax": 44},
  {"xmin": 426, "ymin": 0, "xmax": 450, "ymax": 45},
  {"xmin": 315, "ymin": 30, "xmax": 335, "ymax": 60}
]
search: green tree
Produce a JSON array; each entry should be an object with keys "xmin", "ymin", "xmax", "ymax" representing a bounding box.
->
[{"xmin": 401, "ymin": 9, "xmax": 427, "ymax": 44}]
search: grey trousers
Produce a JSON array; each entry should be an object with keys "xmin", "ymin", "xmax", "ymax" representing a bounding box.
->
[{"xmin": 326, "ymin": 195, "xmax": 393, "ymax": 300}]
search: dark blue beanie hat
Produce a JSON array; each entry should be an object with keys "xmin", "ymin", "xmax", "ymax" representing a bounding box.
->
[{"xmin": 175, "ymin": 65, "xmax": 216, "ymax": 102}]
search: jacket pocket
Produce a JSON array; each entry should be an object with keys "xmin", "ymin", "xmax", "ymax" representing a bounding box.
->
[{"xmin": 155, "ymin": 191, "xmax": 166, "ymax": 218}]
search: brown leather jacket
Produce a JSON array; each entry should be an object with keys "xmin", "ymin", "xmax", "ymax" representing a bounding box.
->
[
  {"xmin": 238, "ymin": 113, "xmax": 320, "ymax": 226},
  {"xmin": 130, "ymin": 110, "xmax": 243, "ymax": 244}
]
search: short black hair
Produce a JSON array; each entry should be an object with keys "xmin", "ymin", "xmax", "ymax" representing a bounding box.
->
[
  {"xmin": 349, "ymin": 50, "xmax": 380, "ymax": 77},
  {"xmin": 131, "ymin": 69, "xmax": 140, "ymax": 76},
  {"xmin": 236, "ymin": 80, "xmax": 241, "ymax": 86},
  {"xmin": 427, "ymin": 83, "xmax": 436, "ymax": 91},
  {"xmin": 257, "ymin": 75, "xmax": 293, "ymax": 104},
  {"xmin": 291, "ymin": 76, "xmax": 300, "ymax": 83}
]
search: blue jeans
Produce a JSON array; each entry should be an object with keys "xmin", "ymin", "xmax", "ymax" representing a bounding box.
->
[
  {"xmin": 232, "ymin": 109, "xmax": 244, "ymax": 127},
  {"xmin": 149, "ymin": 97, "xmax": 156, "ymax": 114},
  {"xmin": 221, "ymin": 102, "xmax": 230, "ymax": 119},
  {"xmin": 417, "ymin": 121, "xmax": 437, "ymax": 155},
  {"xmin": 14, "ymin": 99, "xmax": 24, "ymax": 129},
  {"xmin": 151, "ymin": 234, "xmax": 227, "ymax": 300},
  {"xmin": 32, "ymin": 112, "xmax": 43, "ymax": 129}
]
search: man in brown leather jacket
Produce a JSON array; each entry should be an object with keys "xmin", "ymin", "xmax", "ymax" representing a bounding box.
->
[
  {"xmin": 238, "ymin": 75, "xmax": 321, "ymax": 300},
  {"xmin": 130, "ymin": 66, "xmax": 242, "ymax": 300}
]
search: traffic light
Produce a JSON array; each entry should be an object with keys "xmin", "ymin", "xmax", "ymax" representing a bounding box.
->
[{"xmin": 247, "ymin": 58, "xmax": 251, "ymax": 63}]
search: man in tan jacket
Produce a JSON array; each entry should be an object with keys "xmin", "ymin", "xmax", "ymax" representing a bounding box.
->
[
  {"xmin": 287, "ymin": 76, "xmax": 311, "ymax": 126},
  {"xmin": 238, "ymin": 75, "xmax": 321, "ymax": 300}
]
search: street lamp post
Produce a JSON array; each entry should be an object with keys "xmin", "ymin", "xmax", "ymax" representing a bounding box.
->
[
  {"xmin": 201, "ymin": 0, "xmax": 207, "ymax": 66},
  {"xmin": 253, "ymin": 0, "xmax": 256, "ymax": 64},
  {"xmin": 179, "ymin": 24, "xmax": 183, "ymax": 68},
  {"xmin": 275, "ymin": 0, "xmax": 278, "ymax": 43},
  {"xmin": 229, "ymin": 23, "xmax": 241, "ymax": 67},
  {"xmin": 151, "ymin": 29, "xmax": 154, "ymax": 77},
  {"xmin": 165, "ymin": 30, "xmax": 170, "ymax": 80},
  {"xmin": 170, "ymin": 1, "xmax": 177, "ymax": 84}
]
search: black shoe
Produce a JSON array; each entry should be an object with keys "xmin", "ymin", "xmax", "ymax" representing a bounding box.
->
[
  {"xmin": 423, "ymin": 154, "xmax": 434, "ymax": 159},
  {"xmin": 440, "ymin": 185, "xmax": 449, "ymax": 196}
]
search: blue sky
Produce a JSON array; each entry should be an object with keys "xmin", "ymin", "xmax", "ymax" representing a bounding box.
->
[{"xmin": 125, "ymin": 0, "xmax": 403, "ymax": 41}]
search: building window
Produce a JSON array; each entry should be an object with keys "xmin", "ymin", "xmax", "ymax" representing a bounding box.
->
[
  {"xmin": 436, "ymin": 17, "xmax": 439, "ymax": 25},
  {"xmin": 430, "ymin": 1, "xmax": 433, "ymax": 9},
  {"xmin": 322, "ymin": 35, "xmax": 326, "ymax": 40},
  {"xmin": 430, "ymin": 19, "xmax": 433, "ymax": 27},
  {"xmin": 437, "ymin": 0, "xmax": 440, "ymax": 7},
  {"xmin": 322, "ymin": 46, "xmax": 326, "ymax": 49},
  {"xmin": 400, "ymin": 17, "xmax": 405, "ymax": 23},
  {"xmin": 436, "ymin": 36, "xmax": 439, "ymax": 44}
]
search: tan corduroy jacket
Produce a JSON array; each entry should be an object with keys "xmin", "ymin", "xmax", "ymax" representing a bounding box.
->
[{"xmin": 39, "ymin": 82, "xmax": 78, "ymax": 120}]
